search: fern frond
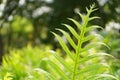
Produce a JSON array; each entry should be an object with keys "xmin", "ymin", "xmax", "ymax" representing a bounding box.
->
[{"xmin": 48, "ymin": 4, "xmax": 117, "ymax": 80}]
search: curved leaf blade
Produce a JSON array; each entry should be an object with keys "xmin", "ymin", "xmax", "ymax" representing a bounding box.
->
[
  {"xmin": 80, "ymin": 42, "xmax": 110, "ymax": 53},
  {"xmin": 68, "ymin": 18, "xmax": 82, "ymax": 30},
  {"xmin": 34, "ymin": 68, "xmax": 56, "ymax": 80},
  {"xmin": 48, "ymin": 50, "xmax": 72, "ymax": 73},
  {"xmin": 82, "ymin": 34, "xmax": 104, "ymax": 43},
  {"xmin": 77, "ymin": 12, "xmax": 86, "ymax": 23},
  {"xmin": 52, "ymin": 32, "xmax": 75, "ymax": 60},
  {"xmin": 56, "ymin": 29, "xmax": 77, "ymax": 50},
  {"xmin": 76, "ymin": 63, "xmax": 109, "ymax": 75},
  {"xmin": 82, "ymin": 35, "xmax": 95, "ymax": 43},
  {"xmin": 89, "ymin": 16, "xmax": 100, "ymax": 21},
  {"xmin": 47, "ymin": 60, "xmax": 70, "ymax": 80},
  {"xmin": 85, "ymin": 25, "xmax": 103, "ymax": 32},
  {"xmin": 78, "ymin": 53, "xmax": 114, "ymax": 64},
  {"xmin": 62, "ymin": 24, "xmax": 79, "ymax": 40}
]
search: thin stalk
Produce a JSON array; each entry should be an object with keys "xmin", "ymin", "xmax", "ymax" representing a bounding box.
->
[
  {"xmin": 72, "ymin": 15, "xmax": 90, "ymax": 80},
  {"xmin": 72, "ymin": 26, "xmax": 85, "ymax": 80},
  {"xmin": 72, "ymin": 39, "xmax": 82, "ymax": 80}
]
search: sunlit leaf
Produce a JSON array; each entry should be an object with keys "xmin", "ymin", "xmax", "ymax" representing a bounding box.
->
[
  {"xmin": 89, "ymin": 16, "xmax": 100, "ymax": 21},
  {"xmin": 85, "ymin": 25, "xmax": 103, "ymax": 32},
  {"xmin": 62, "ymin": 24, "xmax": 79, "ymax": 39},
  {"xmin": 52, "ymin": 32, "xmax": 74, "ymax": 60},
  {"xmin": 34, "ymin": 68, "xmax": 56, "ymax": 80},
  {"xmin": 78, "ymin": 53, "xmax": 114, "ymax": 64},
  {"xmin": 56, "ymin": 29, "xmax": 77, "ymax": 50},
  {"xmin": 48, "ymin": 50, "xmax": 72, "ymax": 73},
  {"xmin": 80, "ymin": 42, "xmax": 110, "ymax": 53},
  {"xmin": 47, "ymin": 60, "xmax": 70, "ymax": 80},
  {"xmin": 82, "ymin": 35, "xmax": 95, "ymax": 43},
  {"xmin": 68, "ymin": 18, "xmax": 82, "ymax": 30},
  {"xmin": 76, "ymin": 63, "xmax": 108, "ymax": 75},
  {"xmin": 77, "ymin": 12, "xmax": 86, "ymax": 23}
]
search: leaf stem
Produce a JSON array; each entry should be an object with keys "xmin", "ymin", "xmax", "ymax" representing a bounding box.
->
[
  {"xmin": 72, "ymin": 15, "xmax": 89, "ymax": 80},
  {"xmin": 72, "ymin": 27, "xmax": 85, "ymax": 80}
]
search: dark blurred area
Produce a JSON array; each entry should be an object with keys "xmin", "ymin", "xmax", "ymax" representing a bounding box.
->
[{"xmin": 0, "ymin": 0, "xmax": 120, "ymax": 63}]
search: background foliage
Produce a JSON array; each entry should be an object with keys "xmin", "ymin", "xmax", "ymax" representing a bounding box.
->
[{"xmin": 0, "ymin": 0, "xmax": 120, "ymax": 48}]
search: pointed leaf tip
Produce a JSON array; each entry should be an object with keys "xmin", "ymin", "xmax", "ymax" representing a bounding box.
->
[
  {"xmin": 68, "ymin": 18, "xmax": 82, "ymax": 30},
  {"xmin": 89, "ymin": 16, "xmax": 100, "ymax": 21}
]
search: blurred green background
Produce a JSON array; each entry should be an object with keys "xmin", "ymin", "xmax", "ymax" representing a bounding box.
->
[
  {"xmin": 0, "ymin": 0, "xmax": 120, "ymax": 56},
  {"xmin": 0, "ymin": 0, "xmax": 120, "ymax": 79}
]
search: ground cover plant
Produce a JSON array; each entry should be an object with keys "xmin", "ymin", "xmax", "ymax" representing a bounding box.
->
[
  {"xmin": 100, "ymin": 29, "xmax": 120, "ymax": 79},
  {"xmin": 0, "ymin": 45, "xmax": 52, "ymax": 80},
  {"xmin": 0, "ymin": 4, "xmax": 119, "ymax": 80}
]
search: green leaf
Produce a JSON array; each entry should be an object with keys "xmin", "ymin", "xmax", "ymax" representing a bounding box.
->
[
  {"xmin": 89, "ymin": 4, "xmax": 97, "ymax": 12},
  {"xmin": 56, "ymin": 29, "xmax": 77, "ymax": 50},
  {"xmin": 82, "ymin": 35, "xmax": 95, "ymax": 43},
  {"xmin": 86, "ymin": 74, "xmax": 119, "ymax": 80},
  {"xmin": 76, "ymin": 63, "xmax": 108, "ymax": 75},
  {"xmin": 82, "ymin": 34, "xmax": 104, "ymax": 43},
  {"xmin": 86, "ymin": 7, "xmax": 98, "ymax": 13},
  {"xmin": 68, "ymin": 18, "xmax": 82, "ymax": 30},
  {"xmin": 62, "ymin": 24, "xmax": 79, "ymax": 39},
  {"xmin": 3, "ymin": 72, "xmax": 13, "ymax": 80},
  {"xmin": 47, "ymin": 60, "xmax": 70, "ymax": 80},
  {"xmin": 52, "ymin": 32, "xmax": 74, "ymax": 60},
  {"xmin": 34, "ymin": 68, "xmax": 56, "ymax": 80},
  {"xmin": 80, "ymin": 42, "xmax": 110, "ymax": 53},
  {"xmin": 85, "ymin": 25, "xmax": 103, "ymax": 32},
  {"xmin": 89, "ymin": 16, "xmax": 100, "ymax": 21},
  {"xmin": 86, "ymin": 7, "xmax": 89, "ymax": 13},
  {"xmin": 48, "ymin": 50, "xmax": 72, "ymax": 73},
  {"xmin": 77, "ymin": 12, "xmax": 86, "ymax": 23},
  {"xmin": 78, "ymin": 53, "xmax": 114, "ymax": 64}
]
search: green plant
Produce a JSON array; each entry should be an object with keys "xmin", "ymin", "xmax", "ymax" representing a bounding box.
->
[
  {"xmin": 0, "ymin": 72, "xmax": 13, "ymax": 80},
  {"xmin": 46, "ymin": 4, "xmax": 118, "ymax": 80},
  {"xmin": 100, "ymin": 29, "xmax": 120, "ymax": 79},
  {"xmin": 0, "ymin": 45, "xmax": 51, "ymax": 80},
  {"xmin": 0, "ymin": 4, "xmax": 119, "ymax": 80}
]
